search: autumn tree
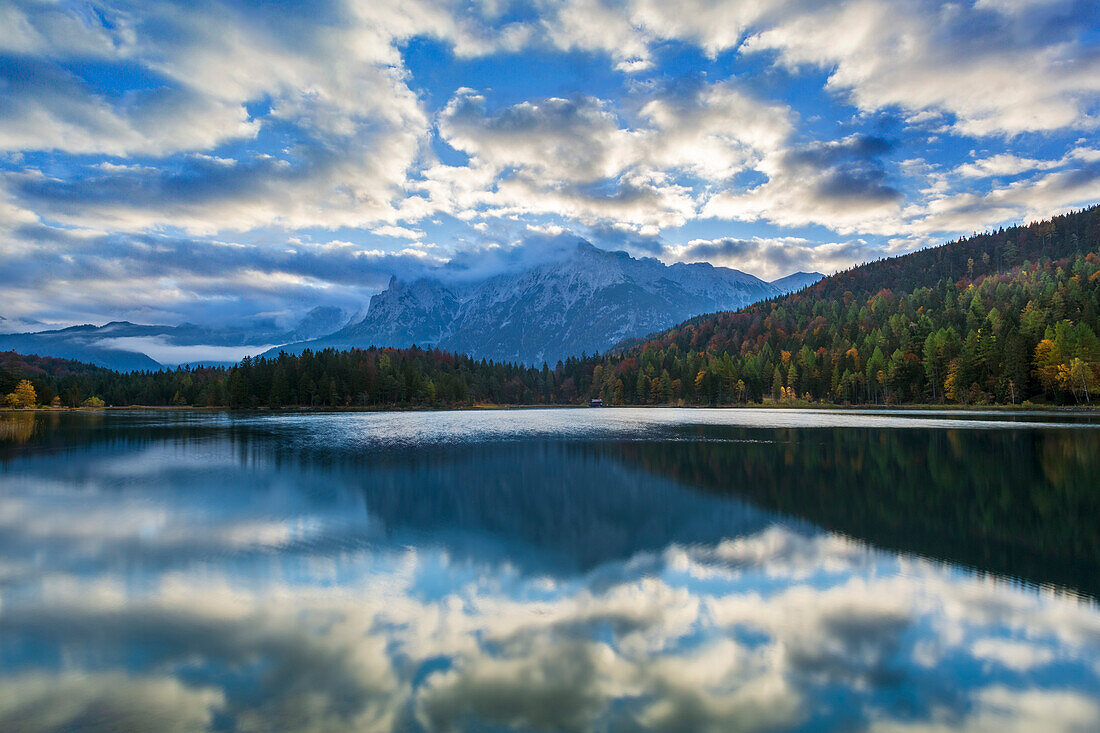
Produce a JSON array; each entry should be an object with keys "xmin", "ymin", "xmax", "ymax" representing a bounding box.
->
[{"xmin": 6, "ymin": 379, "xmax": 37, "ymax": 409}]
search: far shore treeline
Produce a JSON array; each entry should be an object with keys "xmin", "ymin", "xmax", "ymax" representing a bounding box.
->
[{"xmin": 4, "ymin": 206, "xmax": 1100, "ymax": 409}]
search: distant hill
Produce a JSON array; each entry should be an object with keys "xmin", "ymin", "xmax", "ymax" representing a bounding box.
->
[
  {"xmin": 770, "ymin": 271, "xmax": 824, "ymax": 293},
  {"xmin": 0, "ymin": 307, "xmax": 349, "ymax": 372},
  {"xmin": 269, "ymin": 240, "xmax": 784, "ymax": 365},
  {"xmin": 0, "ymin": 351, "xmax": 115, "ymax": 401},
  {"xmin": 0, "ymin": 351, "xmax": 113, "ymax": 378},
  {"xmin": 0, "ymin": 326, "xmax": 161, "ymax": 372}
]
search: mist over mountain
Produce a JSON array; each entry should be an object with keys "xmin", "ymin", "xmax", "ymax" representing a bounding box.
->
[
  {"xmin": 9, "ymin": 208, "xmax": 1098, "ymax": 410},
  {"xmin": 2, "ymin": 238, "xmax": 816, "ymax": 370},
  {"xmin": 0, "ymin": 307, "xmax": 350, "ymax": 372},
  {"xmin": 267, "ymin": 240, "xmax": 791, "ymax": 365}
]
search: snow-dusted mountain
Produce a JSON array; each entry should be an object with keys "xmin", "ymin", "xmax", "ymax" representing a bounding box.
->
[
  {"xmin": 770, "ymin": 271, "xmax": 825, "ymax": 294},
  {"xmin": 3, "ymin": 243, "xmax": 819, "ymax": 370},
  {"xmin": 270, "ymin": 241, "xmax": 784, "ymax": 365}
]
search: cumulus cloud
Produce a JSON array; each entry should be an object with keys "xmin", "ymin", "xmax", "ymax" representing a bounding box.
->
[
  {"xmin": 661, "ymin": 236, "xmax": 878, "ymax": 280},
  {"xmin": 0, "ymin": 56, "xmax": 259, "ymax": 157},
  {"xmin": 534, "ymin": 0, "xmax": 1100, "ymax": 142},
  {"xmin": 536, "ymin": 0, "xmax": 797, "ymax": 71},
  {"xmin": 870, "ymin": 686, "xmax": 1100, "ymax": 733},
  {"xmin": 703, "ymin": 135, "xmax": 905, "ymax": 235},
  {"xmin": 371, "ymin": 225, "xmax": 425, "ymax": 240},
  {"xmin": 430, "ymin": 82, "xmax": 792, "ymax": 230},
  {"xmin": 955, "ymin": 153, "xmax": 1062, "ymax": 179},
  {"xmin": 439, "ymin": 91, "xmax": 638, "ymax": 184},
  {"xmin": 2, "ymin": 0, "xmax": 1100, "ymax": 327},
  {"xmin": 0, "ymin": 224, "xmax": 446, "ymax": 326},
  {"xmin": 0, "ymin": 673, "xmax": 224, "ymax": 733},
  {"xmin": 910, "ymin": 158, "xmax": 1100, "ymax": 234},
  {"xmin": 743, "ymin": 0, "xmax": 1100, "ymax": 136},
  {"xmin": 0, "ymin": 0, "xmax": 515, "ymax": 234}
]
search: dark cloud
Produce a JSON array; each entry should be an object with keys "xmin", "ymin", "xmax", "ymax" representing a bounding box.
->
[
  {"xmin": 583, "ymin": 222, "xmax": 666, "ymax": 255},
  {"xmin": 9, "ymin": 225, "xmax": 431, "ymax": 288},
  {"xmin": 784, "ymin": 604, "xmax": 912, "ymax": 685},
  {"xmin": 784, "ymin": 135, "xmax": 903, "ymax": 204},
  {"xmin": 678, "ymin": 238, "xmax": 756, "ymax": 261},
  {"xmin": 663, "ymin": 235, "xmax": 884, "ymax": 280}
]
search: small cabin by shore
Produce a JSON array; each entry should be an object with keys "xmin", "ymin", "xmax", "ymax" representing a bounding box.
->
[{"xmin": 588, "ymin": 398, "xmax": 605, "ymax": 407}]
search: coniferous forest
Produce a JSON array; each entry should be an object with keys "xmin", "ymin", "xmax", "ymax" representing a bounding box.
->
[{"xmin": 4, "ymin": 206, "xmax": 1100, "ymax": 409}]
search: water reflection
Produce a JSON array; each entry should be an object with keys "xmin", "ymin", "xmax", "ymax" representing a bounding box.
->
[{"xmin": 0, "ymin": 410, "xmax": 1098, "ymax": 732}]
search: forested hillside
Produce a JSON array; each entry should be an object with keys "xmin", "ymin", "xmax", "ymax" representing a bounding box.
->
[
  {"xmin": 594, "ymin": 206, "xmax": 1100, "ymax": 406},
  {"xmin": 4, "ymin": 206, "xmax": 1099, "ymax": 408}
]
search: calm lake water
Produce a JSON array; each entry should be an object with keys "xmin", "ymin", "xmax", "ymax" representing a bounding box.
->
[{"xmin": 1, "ymin": 408, "xmax": 1099, "ymax": 732}]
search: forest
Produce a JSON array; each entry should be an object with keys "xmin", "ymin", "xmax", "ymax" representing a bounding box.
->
[{"xmin": 3, "ymin": 205, "xmax": 1100, "ymax": 409}]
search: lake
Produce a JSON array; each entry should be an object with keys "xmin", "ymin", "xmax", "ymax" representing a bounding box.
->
[{"xmin": 1, "ymin": 408, "xmax": 1098, "ymax": 732}]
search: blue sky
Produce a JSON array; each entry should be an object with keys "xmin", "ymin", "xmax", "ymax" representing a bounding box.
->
[{"xmin": 2, "ymin": 0, "xmax": 1100, "ymax": 329}]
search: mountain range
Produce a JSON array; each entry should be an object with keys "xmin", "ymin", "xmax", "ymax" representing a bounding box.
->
[
  {"xmin": 2, "ymin": 240, "xmax": 821, "ymax": 370},
  {"xmin": 0, "ymin": 307, "xmax": 349, "ymax": 372},
  {"xmin": 6, "ymin": 207, "xmax": 1095, "ymax": 411},
  {"xmin": 267, "ymin": 241, "xmax": 821, "ymax": 365}
]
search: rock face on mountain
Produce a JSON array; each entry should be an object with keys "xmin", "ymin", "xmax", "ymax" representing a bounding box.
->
[
  {"xmin": 333, "ymin": 277, "xmax": 463, "ymax": 350},
  {"xmin": 770, "ymin": 271, "xmax": 825, "ymax": 294},
  {"xmin": 272, "ymin": 241, "xmax": 783, "ymax": 365},
  {"xmin": 278, "ymin": 306, "xmax": 351, "ymax": 343},
  {"xmin": 3, "ymin": 241, "xmax": 816, "ymax": 370}
]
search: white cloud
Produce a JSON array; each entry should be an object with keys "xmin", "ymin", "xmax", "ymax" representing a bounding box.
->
[
  {"xmin": 372, "ymin": 225, "xmax": 425, "ymax": 240},
  {"xmin": 955, "ymin": 154, "xmax": 1062, "ymax": 179},
  {"xmin": 430, "ymin": 82, "xmax": 792, "ymax": 230},
  {"xmin": 537, "ymin": 0, "xmax": 791, "ymax": 71},
  {"xmin": 910, "ymin": 160, "xmax": 1100, "ymax": 234},
  {"xmin": 662, "ymin": 236, "xmax": 864, "ymax": 280},
  {"xmin": 971, "ymin": 638, "xmax": 1057, "ymax": 672},
  {"xmin": 0, "ymin": 672, "xmax": 225, "ymax": 733},
  {"xmin": 702, "ymin": 135, "xmax": 905, "ymax": 235},
  {"xmin": 870, "ymin": 686, "xmax": 1100, "ymax": 733},
  {"xmin": 3, "ymin": 0, "xmax": 1100, "ymax": 324},
  {"xmin": 541, "ymin": 0, "xmax": 656, "ymax": 72},
  {"xmin": 742, "ymin": 0, "xmax": 1100, "ymax": 136},
  {"xmin": 0, "ymin": 0, "xmax": 540, "ymax": 234}
]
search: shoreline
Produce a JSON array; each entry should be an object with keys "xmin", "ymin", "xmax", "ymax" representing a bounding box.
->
[{"xmin": 4, "ymin": 403, "xmax": 1099, "ymax": 414}]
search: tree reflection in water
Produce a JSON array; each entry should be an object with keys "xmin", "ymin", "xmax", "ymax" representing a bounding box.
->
[{"xmin": 0, "ymin": 410, "xmax": 1097, "ymax": 732}]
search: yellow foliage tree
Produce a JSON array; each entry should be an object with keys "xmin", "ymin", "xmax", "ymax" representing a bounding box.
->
[
  {"xmin": 7, "ymin": 380, "xmax": 37, "ymax": 409},
  {"xmin": 1032, "ymin": 338, "xmax": 1061, "ymax": 392},
  {"xmin": 1066, "ymin": 357, "xmax": 1098, "ymax": 404},
  {"xmin": 943, "ymin": 361, "xmax": 959, "ymax": 402}
]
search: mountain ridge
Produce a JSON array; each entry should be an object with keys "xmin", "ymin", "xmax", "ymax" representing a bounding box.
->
[
  {"xmin": 3, "ymin": 240, "xmax": 819, "ymax": 371},
  {"xmin": 267, "ymin": 240, "xmax": 803, "ymax": 365},
  {"xmin": 0, "ymin": 306, "xmax": 350, "ymax": 372}
]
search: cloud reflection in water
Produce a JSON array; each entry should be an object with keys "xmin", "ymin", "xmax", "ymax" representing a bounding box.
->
[{"xmin": 0, "ymin": 410, "xmax": 1097, "ymax": 732}]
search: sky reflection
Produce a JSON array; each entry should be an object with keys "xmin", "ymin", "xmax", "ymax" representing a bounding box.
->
[{"xmin": 0, "ymin": 410, "xmax": 1097, "ymax": 732}]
